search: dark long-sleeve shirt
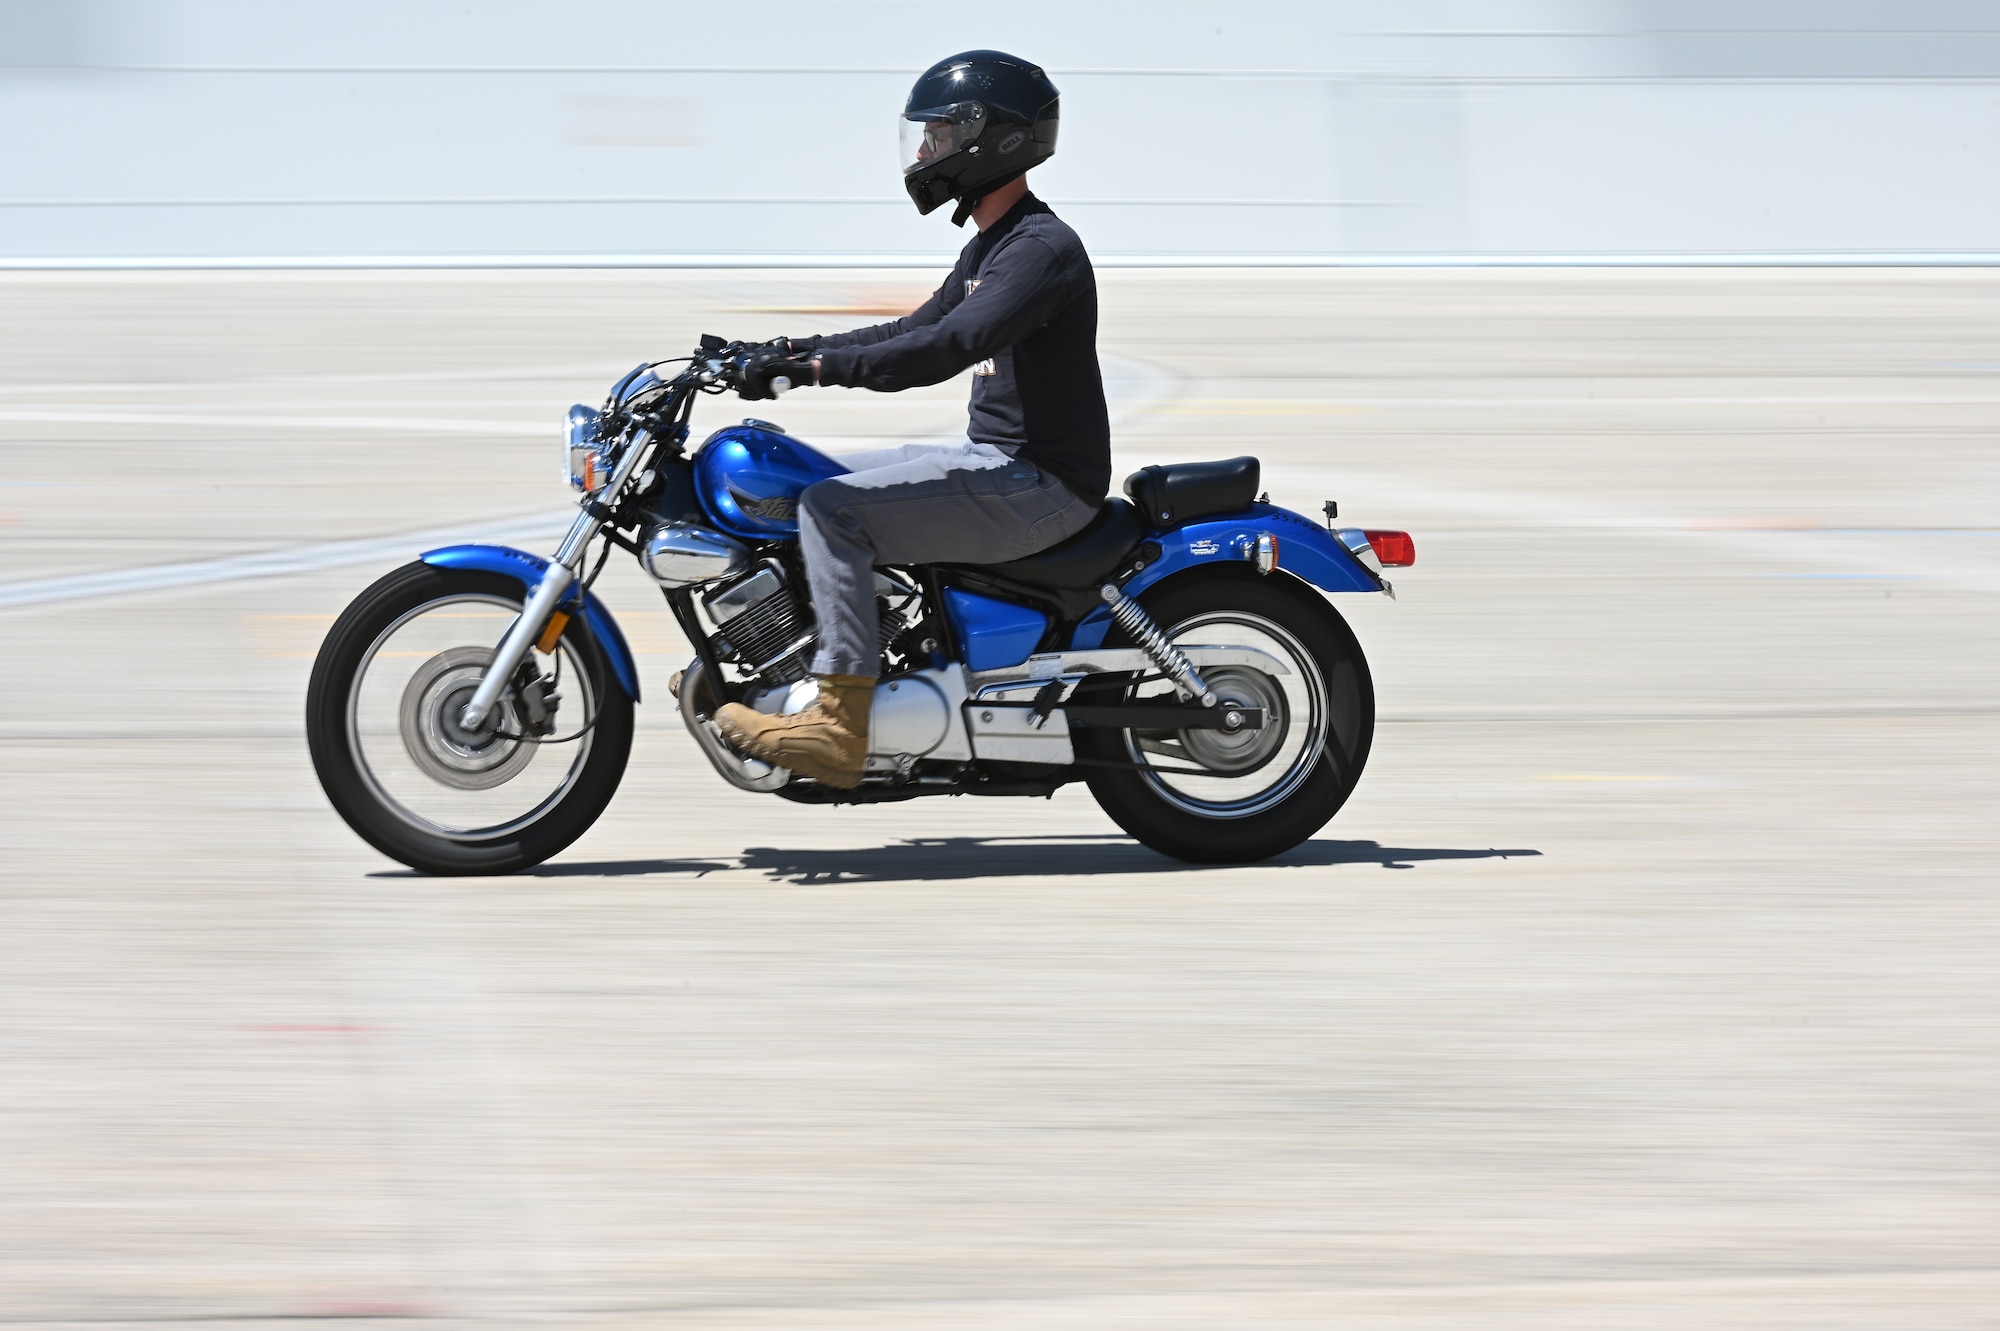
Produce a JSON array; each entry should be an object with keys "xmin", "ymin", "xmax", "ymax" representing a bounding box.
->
[{"xmin": 794, "ymin": 194, "xmax": 1111, "ymax": 506}]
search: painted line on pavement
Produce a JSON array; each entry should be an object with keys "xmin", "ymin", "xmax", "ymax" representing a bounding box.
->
[
  {"xmin": 0, "ymin": 352, "xmax": 1176, "ymax": 613},
  {"xmin": 0, "ymin": 513, "xmax": 567, "ymax": 613},
  {"xmin": 0, "ymin": 408, "xmax": 545, "ymax": 434},
  {"xmin": 7, "ymin": 251, "xmax": 2000, "ymax": 270}
]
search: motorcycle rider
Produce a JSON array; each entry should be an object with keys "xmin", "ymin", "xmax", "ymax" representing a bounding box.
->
[{"xmin": 712, "ymin": 50, "xmax": 1109, "ymax": 789}]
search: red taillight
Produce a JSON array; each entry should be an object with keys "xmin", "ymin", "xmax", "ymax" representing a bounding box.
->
[{"xmin": 1365, "ymin": 530, "xmax": 1415, "ymax": 567}]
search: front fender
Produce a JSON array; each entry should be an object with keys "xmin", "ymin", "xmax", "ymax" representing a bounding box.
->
[
  {"xmin": 419, "ymin": 543, "xmax": 641, "ymax": 701},
  {"xmin": 1068, "ymin": 504, "xmax": 1382, "ymax": 650}
]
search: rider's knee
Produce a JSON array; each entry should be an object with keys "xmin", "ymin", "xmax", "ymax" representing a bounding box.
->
[{"xmin": 798, "ymin": 476, "xmax": 854, "ymax": 525}]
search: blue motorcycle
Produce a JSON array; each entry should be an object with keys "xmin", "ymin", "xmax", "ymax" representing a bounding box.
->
[{"xmin": 306, "ymin": 340, "xmax": 1414, "ymax": 875}]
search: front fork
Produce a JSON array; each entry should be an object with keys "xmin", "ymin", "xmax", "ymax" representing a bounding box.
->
[
  {"xmin": 459, "ymin": 429, "xmax": 649, "ymax": 733},
  {"xmin": 457, "ymin": 559, "xmax": 576, "ymax": 731}
]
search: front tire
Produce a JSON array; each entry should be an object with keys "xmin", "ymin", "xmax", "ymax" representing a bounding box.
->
[
  {"xmin": 1075, "ymin": 567, "xmax": 1373, "ymax": 863},
  {"xmin": 306, "ymin": 562, "xmax": 634, "ymax": 875}
]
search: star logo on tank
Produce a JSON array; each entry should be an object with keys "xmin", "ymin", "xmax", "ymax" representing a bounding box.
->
[{"xmin": 726, "ymin": 484, "xmax": 797, "ymax": 521}]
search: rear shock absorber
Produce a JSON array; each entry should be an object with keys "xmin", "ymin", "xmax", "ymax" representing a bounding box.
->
[{"xmin": 1098, "ymin": 584, "xmax": 1216, "ymax": 707}]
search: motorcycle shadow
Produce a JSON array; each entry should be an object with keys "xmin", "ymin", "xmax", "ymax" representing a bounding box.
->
[{"xmin": 523, "ymin": 835, "xmax": 1540, "ymax": 884}]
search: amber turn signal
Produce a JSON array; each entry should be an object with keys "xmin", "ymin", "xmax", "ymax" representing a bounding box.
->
[{"xmin": 535, "ymin": 610, "xmax": 571, "ymax": 654}]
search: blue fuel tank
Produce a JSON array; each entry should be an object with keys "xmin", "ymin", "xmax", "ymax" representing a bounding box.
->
[{"xmin": 692, "ymin": 421, "xmax": 848, "ymax": 540}]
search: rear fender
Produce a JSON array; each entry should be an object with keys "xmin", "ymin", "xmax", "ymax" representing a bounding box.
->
[
  {"xmin": 1067, "ymin": 504, "xmax": 1382, "ymax": 650},
  {"xmin": 419, "ymin": 544, "xmax": 641, "ymax": 701}
]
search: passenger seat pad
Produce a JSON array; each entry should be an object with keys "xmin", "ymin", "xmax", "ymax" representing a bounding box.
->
[{"xmin": 1124, "ymin": 456, "xmax": 1260, "ymax": 525}]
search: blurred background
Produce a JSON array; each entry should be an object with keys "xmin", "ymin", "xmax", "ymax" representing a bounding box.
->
[
  {"xmin": 5, "ymin": 4, "xmax": 2000, "ymax": 1328},
  {"xmin": 5, "ymin": 0, "xmax": 2000, "ymax": 264}
]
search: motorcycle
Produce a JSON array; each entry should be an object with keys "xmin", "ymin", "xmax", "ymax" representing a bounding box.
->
[{"xmin": 305, "ymin": 338, "xmax": 1415, "ymax": 875}]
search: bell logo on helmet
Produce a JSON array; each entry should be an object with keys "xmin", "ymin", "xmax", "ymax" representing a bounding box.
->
[{"xmin": 997, "ymin": 130, "xmax": 1026, "ymax": 154}]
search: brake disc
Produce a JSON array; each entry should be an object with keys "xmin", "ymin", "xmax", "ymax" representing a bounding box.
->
[{"xmin": 398, "ymin": 646, "xmax": 538, "ymax": 791}]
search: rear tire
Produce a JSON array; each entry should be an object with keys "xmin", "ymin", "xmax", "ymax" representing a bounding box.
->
[
  {"xmin": 1075, "ymin": 566, "xmax": 1373, "ymax": 863},
  {"xmin": 306, "ymin": 562, "xmax": 634, "ymax": 875}
]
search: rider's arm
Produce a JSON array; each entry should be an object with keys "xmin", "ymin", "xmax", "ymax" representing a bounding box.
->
[
  {"xmin": 789, "ymin": 262, "xmax": 964, "ymax": 354},
  {"xmin": 810, "ymin": 236, "xmax": 1071, "ymax": 392}
]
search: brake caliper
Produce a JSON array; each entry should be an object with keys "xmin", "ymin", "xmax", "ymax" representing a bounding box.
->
[{"xmin": 511, "ymin": 659, "xmax": 562, "ymax": 737}]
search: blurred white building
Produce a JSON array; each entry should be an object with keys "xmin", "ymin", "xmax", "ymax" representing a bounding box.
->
[{"xmin": 2, "ymin": 0, "xmax": 1996, "ymax": 263}]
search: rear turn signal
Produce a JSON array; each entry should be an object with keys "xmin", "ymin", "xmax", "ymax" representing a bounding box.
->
[{"xmin": 1364, "ymin": 530, "xmax": 1416, "ymax": 567}]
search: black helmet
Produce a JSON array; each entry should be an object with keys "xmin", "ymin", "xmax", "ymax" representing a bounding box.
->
[{"xmin": 900, "ymin": 50, "xmax": 1059, "ymax": 225}]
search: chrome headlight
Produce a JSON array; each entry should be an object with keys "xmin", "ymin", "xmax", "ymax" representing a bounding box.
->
[{"xmin": 563, "ymin": 403, "xmax": 609, "ymax": 492}]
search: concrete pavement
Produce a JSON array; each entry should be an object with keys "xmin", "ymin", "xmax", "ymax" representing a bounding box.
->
[{"xmin": 1, "ymin": 268, "xmax": 1996, "ymax": 1327}]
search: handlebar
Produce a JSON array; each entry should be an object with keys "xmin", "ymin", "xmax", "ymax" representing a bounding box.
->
[
  {"xmin": 602, "ymin": 335, "xmax": 780, "ymax": 427},
  {"xmin": 574, "ymin": 337, "xmax": 771, "ymax": 503}
]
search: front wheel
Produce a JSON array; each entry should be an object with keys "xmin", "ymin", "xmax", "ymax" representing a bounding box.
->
[
  {"xmin": 1074, "ymin": 567, "xmax": 1374, "ymax": 863},
  {"xmin": 306, "ymin": 562, "xmax": 634, "ymax": 875}
]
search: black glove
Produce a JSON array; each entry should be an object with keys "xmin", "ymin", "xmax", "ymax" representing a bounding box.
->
[{"xmin": 736, "ymin": 344, "xmax": 818, "ymax": 400}]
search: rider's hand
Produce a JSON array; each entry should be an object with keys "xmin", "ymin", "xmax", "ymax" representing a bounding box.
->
[{"xmin": 736, "ymin": 345, "xmax": 818, "ymax": 400}]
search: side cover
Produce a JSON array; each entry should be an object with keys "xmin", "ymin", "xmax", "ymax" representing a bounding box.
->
[
  {"xmin": 941, "ymin": 587, "xmax": 1049, "ymax": 672},
  {"xmin": 419, "ymin": 544, "xmax": 642, "ymax": 701},
  {"xmin": 1066, "ymin": 503, "xmax": 1384, "ymax": 649}
]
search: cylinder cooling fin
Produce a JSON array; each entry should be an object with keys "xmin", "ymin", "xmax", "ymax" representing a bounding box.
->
[{"xmin": 702, "ymin": 562, "xmax": 815, "ymax": 684}]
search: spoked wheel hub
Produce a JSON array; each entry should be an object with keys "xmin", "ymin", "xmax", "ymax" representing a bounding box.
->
[{"xmin": 1176, "ymin": 665, "xmax": 1290, "ymax": 776}]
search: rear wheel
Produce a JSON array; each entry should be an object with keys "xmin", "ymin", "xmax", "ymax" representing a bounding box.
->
[
  {"xmin": 306, "ymin": 562, "xmax": 634, "ymax": 875},
  {"xmin": 1074, "ymin": 567, "xmax": 1373, "ymax": 863}
]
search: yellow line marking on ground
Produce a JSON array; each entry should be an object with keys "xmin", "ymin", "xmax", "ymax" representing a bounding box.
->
[{"xmin": 720, "ymin": 288, "xmax": 935, "ymax": 317}]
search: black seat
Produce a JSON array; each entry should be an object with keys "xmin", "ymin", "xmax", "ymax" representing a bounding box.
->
[
  {"xmin": 960, "ymin": 497, "xmax": 1146, "ymax": 589},
  {"xmin": 1124, "ymin": 456, "xmax": 1260, "ymax": 525}
]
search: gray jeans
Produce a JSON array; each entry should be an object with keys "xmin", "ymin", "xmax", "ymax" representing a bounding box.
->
[{"xmin": 798, "ymin": 441, "xmax": 1097, "ymax": 678}]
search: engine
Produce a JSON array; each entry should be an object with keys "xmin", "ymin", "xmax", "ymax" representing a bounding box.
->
[
  {"xmin": 701, "ymin": 562, "xmax": 920, "ymax": 689},
  {"xmin": 685, "ymin": 563, "xmax": 964, "ymax": 780},
  {"xmin": 703, "ymin": 562, "xmax": 814, "ymax": 685}
]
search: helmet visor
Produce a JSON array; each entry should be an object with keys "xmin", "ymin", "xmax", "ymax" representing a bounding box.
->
[{"xmin": 899, "ymin": 102, "xmax": 986, "ymax": 175}]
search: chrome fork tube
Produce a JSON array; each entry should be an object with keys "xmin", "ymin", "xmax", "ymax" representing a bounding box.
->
[
  {"xmin": 457, "ymin": 519, "xmax": 585, "ymax": 733},
  {"xmin": 459, "ymin": 428, "xmax": 652, "ymax": 733}
]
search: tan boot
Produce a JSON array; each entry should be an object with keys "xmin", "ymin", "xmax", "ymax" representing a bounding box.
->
[{"xmin": 714, "ymin": 674, "xmax": 873, "ymax": 789}]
